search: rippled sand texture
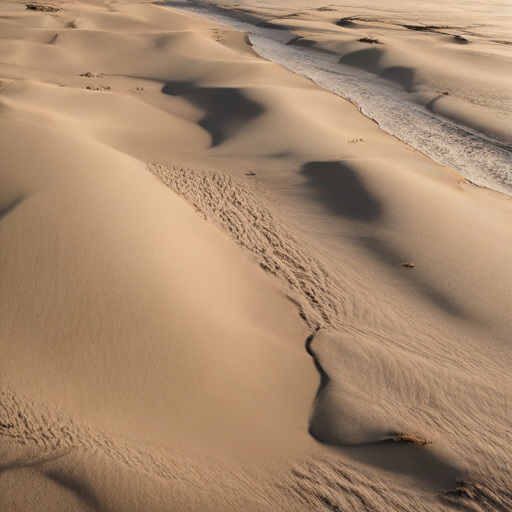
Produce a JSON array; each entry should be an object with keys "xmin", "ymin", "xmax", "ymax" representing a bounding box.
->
[{"xmin": 0, "ymin": 1, "xmax": 511, "ymax": 511}]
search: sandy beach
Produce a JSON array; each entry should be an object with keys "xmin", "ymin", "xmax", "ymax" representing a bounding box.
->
[{"xmin": 0, "ymin": 0, "xmax": 511, "ymax": 510}]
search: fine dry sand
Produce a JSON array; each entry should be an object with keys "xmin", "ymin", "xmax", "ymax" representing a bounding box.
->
[{"xmin": 0, "ymin": 1, "xmax": 510, "ymax": 511}]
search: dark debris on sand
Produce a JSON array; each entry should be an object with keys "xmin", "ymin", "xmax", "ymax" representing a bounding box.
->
[
  {"xmin": 402, "ymin": 24, "xmax": 450, "ymax": 32},
  {"xmin": 359, "ymin": 37, "xmax": 382, "ymax": 44},
  {"xmin": 391, "ymin": 433, "xmax": 431, "ymax": 445},
  {"xmin": 26, "ymin": 3, "xmax": 61, "ymax": 12}
]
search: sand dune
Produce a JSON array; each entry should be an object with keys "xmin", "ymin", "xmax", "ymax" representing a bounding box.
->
[
  {"xmin": 0, "ymin": 0, "xmax": 511, "ymax": 510},
  {"xmin": 206, "ymin": 0, "xmax": 512, "ymax": 146}
]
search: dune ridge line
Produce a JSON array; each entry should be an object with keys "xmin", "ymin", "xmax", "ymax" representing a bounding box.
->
[{"xmin": 148, "ymin": 164, "xmax": 346, "ymax": 330}]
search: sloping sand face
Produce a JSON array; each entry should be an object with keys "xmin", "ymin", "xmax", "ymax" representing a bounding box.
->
[{"xmin": 0, "ymin": 1, "xmax": 511, "ymax": 511}]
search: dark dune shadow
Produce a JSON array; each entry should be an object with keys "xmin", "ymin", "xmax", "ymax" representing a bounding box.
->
[
  {"xmin": 381, "ymin": 66, "xmax": 414, "ymax": 91},
  {"xmin": 301, "ymin": 161, "xmax": 381, "ymax": 221},
  {"xmin": 426, "ymin": 95, "xmax": 443, "ymax": 111},
  {"xmin": 339, "ymin": 51, "xmax": 415, "ymax": 91},
  {"xmin": 305, "ymin": 331, "xmax": 329, "ymax": 396},
  {"xmin": 339, "ymin": 47, "xmax": 382, "ymax": 74},
  {"xmin": 0, "ymin": 197, "xmax": 25, "ymax": 221},
  {"xmin": 304, "ymin": 334, "xmax": 461, "ymax": 491},
  {"xmin": 436, "ymin": 35, "xmax": 470, "ymax": 45},
  {"xmin": 0, "ymin": 448, "xmax": 100, "ymax": 511},
  {"xmin": 43, "ymin": 467, "xmax": 101, "ymax": 511},
  {"xmin": 301, "ymin": 162, "xmax": 463, "ymax": 315},
  {"xmin": 340, "ymin": 440, "xmax": 461, "ymax": 490},
  {"xmin": 453, "ymin": 35, "xmax": 469, "ymax": 44},
  {"xmin": 335, "ymin": 17, "xmax": 359, "ymax": 28},
  {"xmin": 162, "ymin": 82, "xmax": 264, "ymax": 147}
]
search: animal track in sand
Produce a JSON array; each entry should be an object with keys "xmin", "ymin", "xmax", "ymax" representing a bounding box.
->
[
  {"xmin": 148, "ymin": 164, "xmax": 346, "ymax": 330},
  {"xmin": 210, "ymin": 29, "xmax": 226, "ymax": 41},
  {"xmin": 194, "ymin": 207, "xmax": 206, "ymax": 220},
  {"xmin": 130, "ymin": 86, "xmax": 148, "ymax": 94},
  {"xmin": 2, "ymin": 389, "xmax": 486, "ymax": 511},
  {"xmin": 0, "ymin": 389, "xmax": 245, "ymax": 486}
]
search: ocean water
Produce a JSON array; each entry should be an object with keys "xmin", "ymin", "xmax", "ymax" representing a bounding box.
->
[{"xmin": 166, "ymin": 1, "xmax": 512, "ymax": 195}]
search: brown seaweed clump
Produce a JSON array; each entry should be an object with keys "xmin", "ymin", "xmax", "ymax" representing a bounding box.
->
[
  {"xmin": 359, "ymin": 37, "xmax": 383, "ymax": 44},
  {"xmin": 391, "ymin": 433, "xmax": 432, "ymax": 446},
  {"xmin": 26, "ymin": 3, "xmax": 61, "ymax": 12}
]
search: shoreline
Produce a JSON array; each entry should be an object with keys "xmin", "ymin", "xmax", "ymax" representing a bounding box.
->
[{"xmin": 165, "ymin": 0, "xmax": 512, "ymax": 196}]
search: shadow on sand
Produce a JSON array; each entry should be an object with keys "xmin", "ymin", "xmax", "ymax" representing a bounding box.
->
[{"xmin": 162, "ymin": 82, "xmax": 264, "ymax": 147}]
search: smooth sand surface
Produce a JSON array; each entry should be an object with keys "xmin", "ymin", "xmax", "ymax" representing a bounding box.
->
[{"xmin": 0, "ymin": 1, "xmax": 511, "ymax": 510}]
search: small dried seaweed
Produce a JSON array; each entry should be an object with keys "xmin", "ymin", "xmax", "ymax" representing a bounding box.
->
[
  {"xmin": 359, "ymin": 37, "xmax": 382, "ymax": 44},
  {"xmin": 391, "ymin": 433, "xmax": 431, "ymax": 445},
  {"xmin": 26, "ymin": 3, "xmax": 61, "ymax": 12}
]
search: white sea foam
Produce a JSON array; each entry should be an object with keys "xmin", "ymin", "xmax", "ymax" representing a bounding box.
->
[{"xmin": 166, "ymin": 2, "xmax": 512, "ymax": 195}]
